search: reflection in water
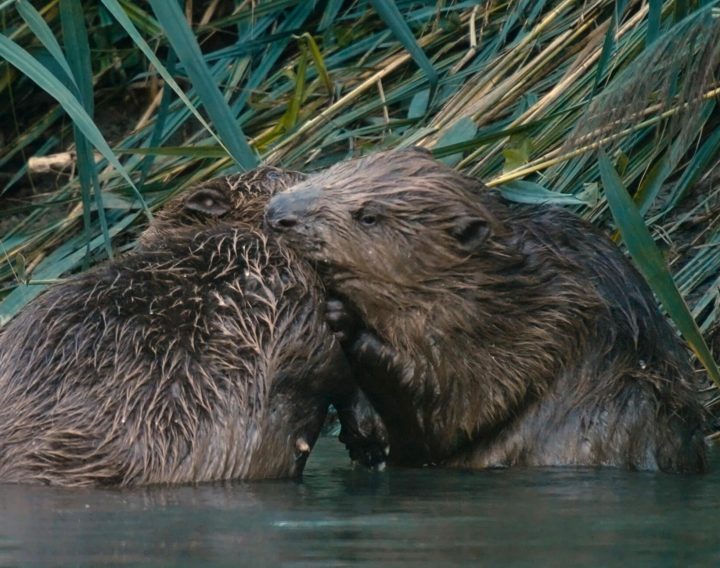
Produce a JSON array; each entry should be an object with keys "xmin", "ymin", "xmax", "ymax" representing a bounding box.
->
[{"xmin": 0, "ymin": 438, "xmax": 717, "ymax": 567}]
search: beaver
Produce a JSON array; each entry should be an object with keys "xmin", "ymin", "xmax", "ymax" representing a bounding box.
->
[
  {"xmin": 265, "ymin": 148, "xmax": 708, "ymax": 473},
  {"xmin": 0, "ymin": 167, "xmax": 383, "ymax": 487}
]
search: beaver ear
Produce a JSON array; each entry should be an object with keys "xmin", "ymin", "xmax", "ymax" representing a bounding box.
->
[
  {"xmin": 449, "ymin": 217, "xmax": 491, "ymax": 251},
  {"xmin": 185, "ymin": 187, "xmax": 232, "ymax": 216}
]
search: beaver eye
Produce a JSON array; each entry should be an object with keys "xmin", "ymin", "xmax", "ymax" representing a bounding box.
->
[
  {"xmin": 360, "ymin": 213, "xmax": 377, "ymax": 227},
  {"xmin": 354, "ymin": 208, "xmax": 380, "ymax": 227},
  {"xmin": 185, "ymin": 188, "xmax": 231, "ymax": 216}
]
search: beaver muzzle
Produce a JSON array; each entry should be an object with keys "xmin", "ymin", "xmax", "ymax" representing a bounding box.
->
[{"xmin": 265, "ymin": 188, "xmax": 322, "ymax": 232}]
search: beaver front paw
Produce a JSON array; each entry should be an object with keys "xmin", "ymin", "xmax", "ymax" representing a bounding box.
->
[
  {"xmin": 336, "ymin": 388, "xmax": 389, "ymax": 469},
  {"xmin": 325, "ymin": 297, "xmax": 361, "ymax": 346}
]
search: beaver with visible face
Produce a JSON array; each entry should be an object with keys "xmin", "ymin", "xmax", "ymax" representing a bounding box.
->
[
  {"xmin": 0, "ymin": 167, "xmax": 382, "ymax": 486},
  {"xmin": 266, "ymin": 148, "xmax": 708, "ymax": 473}
]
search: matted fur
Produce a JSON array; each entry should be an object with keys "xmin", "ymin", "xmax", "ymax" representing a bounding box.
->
[
  {"xmin": 266, "ymin": 149, "xmax": 707, "ymax": 473},
  {"xmin": 0, "ymin": 167, "xmax": 352, "ymax": 486}
]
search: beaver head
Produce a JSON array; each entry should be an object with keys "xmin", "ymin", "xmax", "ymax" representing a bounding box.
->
[
  {"xmin": 140, "ymin": 166, "xmax": 305, "ymax": 248},
  {"xmin": 265, "ymin": 148, "xmax": 521, "ymax": 319}
]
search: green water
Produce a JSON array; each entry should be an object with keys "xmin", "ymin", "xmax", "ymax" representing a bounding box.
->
[{"xmin": 0, "ymin": 439, "xmax": 717, "ymax": 567}]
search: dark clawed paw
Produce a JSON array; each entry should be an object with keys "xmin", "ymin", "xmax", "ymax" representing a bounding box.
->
[
  {"xmin": 347, "ymin": 442, "xmax": 389, "ymax": 470},
  {"xmin": 352, "ymin": 330, "xmax": 383, "ymax": 353},
  {"xmin": 336, "ymin": 386, "xmax": 389, "ymax": 470},
  {"xmin": 325, "ymin": 297, "xmax": 358, "ymax": 345},
  {"xmin": 339, "ymin": 415, "xmax": 390, "ymax": 470},
  {"xmin": 351, "ymin": 331, "xmax": 393, "ymax": 367}
]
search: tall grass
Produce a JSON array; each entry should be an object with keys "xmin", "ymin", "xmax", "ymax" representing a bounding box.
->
[{"xmin": 1, "ymin": 1, "xmax": 719, "ymax": 399}]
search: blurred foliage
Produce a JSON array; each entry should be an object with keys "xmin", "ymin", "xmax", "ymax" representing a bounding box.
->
[{"xmin": 1, "ymin": 0, "xmax": 720, "ymax": 399}]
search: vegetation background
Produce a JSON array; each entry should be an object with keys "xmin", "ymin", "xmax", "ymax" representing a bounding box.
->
[{"xmin": 1, "ymin": 0, "xmax": 719, "ymax": 423}]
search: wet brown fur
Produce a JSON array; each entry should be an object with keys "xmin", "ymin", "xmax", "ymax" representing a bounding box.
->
[
  {"xmin": 0, "ymin": 167, "xmax": 354, "ymax": 486},
  {"xmin": 266, "ymin": 149, "xmax": 708, "ymax": 473}
]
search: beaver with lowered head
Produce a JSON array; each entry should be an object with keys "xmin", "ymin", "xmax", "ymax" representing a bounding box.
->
[
  {"xmin": 266, "ymin": 148, "xmax": 708, "ymax": 473},
  {"xmin": 0, "ymin": 167, "xmax": 383, "ymax": 487}
]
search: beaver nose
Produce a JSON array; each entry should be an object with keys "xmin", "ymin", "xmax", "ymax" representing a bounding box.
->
[
  {"xmin": 265, "ymin": 188, "xmax": 322, "ymax": 232},
  {"xmin": 267, "ymin": 211, "xmax": 298, "ymax": 230},
  {"xmin": 265, "ymin": 195, "xmax": 299, "ymax": 232}
]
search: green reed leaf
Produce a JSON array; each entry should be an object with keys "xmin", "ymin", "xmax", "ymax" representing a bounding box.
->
[
  {"xmin": 148, "ymin": 0, "xmax": 257, "ymax": 170},
  {"xmin": 368, "ymin": 0, "xmax": 438, "ymax": 96},
  {"xmin": 0, "ymin": 32, "xmax": 149, "ymax": 218},
  {"xmin": 60, "ymin": 0, "xmax": 112, "ymax": 258},
  {"xmin": 598, "ymin": 151, "xmax": 720, "ymax": 386}
]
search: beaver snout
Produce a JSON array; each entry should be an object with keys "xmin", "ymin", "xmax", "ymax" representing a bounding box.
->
[
  {"xmin": 266, "ymin": 210, "xmax": 299, "ymax": 231},
  {"xmin": 265, "ymin": 196, "xmax": 296, "ymax": 230},
  {"xmin": 265, "ymin": 188, "xmax": 321, "ymax": 232}
]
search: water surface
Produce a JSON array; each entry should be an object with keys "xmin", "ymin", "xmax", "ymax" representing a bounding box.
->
[{"xmin": 0, "ymin": 439, "xmax": 717, "ymax": 567}]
